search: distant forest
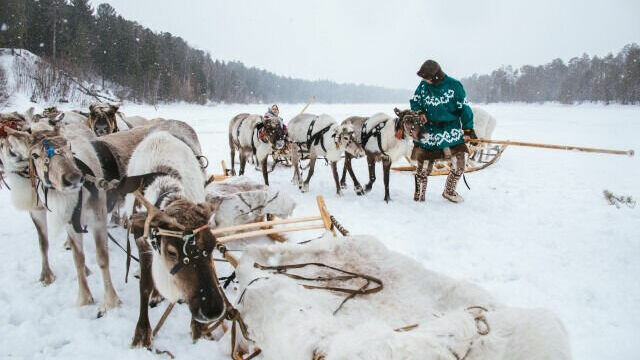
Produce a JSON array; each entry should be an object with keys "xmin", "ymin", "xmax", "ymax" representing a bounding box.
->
[
  {"xmin": 461, "ymin": 43, "xmax": 640, "ymax": 104},
  {"xmin": 0, "ymin": 0, "xmax": 408, "ymax": 104}
]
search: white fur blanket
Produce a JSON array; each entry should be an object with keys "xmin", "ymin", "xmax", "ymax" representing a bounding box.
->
[
  {"xmin": 206, "ymin": 176, "xmax": 296, "ymax": 230},
  {"xmin": 227, "ymin": 236, "xmax": 571, "ymax": 360}
]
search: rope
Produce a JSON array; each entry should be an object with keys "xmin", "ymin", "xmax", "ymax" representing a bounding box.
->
[
  {"xmin": 329, "ymin": 215, "xmax": 349, "ymax": 236},
  {"xmin": 254, "ymin": 262, "xmax": 383, "ymax": 315},
  {"xmin": 107, "ymin": 231, "xmax": 139, "ymax": 262}
]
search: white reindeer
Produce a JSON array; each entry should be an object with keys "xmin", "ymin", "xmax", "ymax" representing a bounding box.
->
[
  {"xmin": 228, "ymin": 113, "xmax": 286, "ymax": 185},
  {"xmin": 340, "ymin": 109, "xmax": 424, "ymax": 202},
  {"xmin": 287, "ymin": 113, "xmax": 364, "ymax": 195},
  {"xmin": 5, "ymin": 121, "xmax": 121, "ymax": 316}
]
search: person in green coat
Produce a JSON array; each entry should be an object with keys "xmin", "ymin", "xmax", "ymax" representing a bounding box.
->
[{"xmin": 410, "ymin": 60, "xmax": 477, "ymax": 203}]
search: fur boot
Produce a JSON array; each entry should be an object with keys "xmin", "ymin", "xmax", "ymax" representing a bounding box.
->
[{"xmin": 414, "ymin": 168, "xmax": 427, "ymax": 202}]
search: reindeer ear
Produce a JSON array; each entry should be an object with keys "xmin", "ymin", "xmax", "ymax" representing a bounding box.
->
[
  {"xmin": 89, "ymin": 104, "xmax": 96, "ymax": 114},
  {"xmin": 394, "ymin": 108, "xmax": 402, "ymax": 116},
  {"xmin": 109, "ymin": 104, "xmax": 120, "ymax": 115},
  {"xmin": 5, "ymin": 127, "xmax": 30, "ymax": 141},
  {"xmin": 25, "ymin": 107, "xmax": 35, "ymax": 123},
  {"xmin": 128, "ymin": 211, "xmax": 149, "ymax": 235}
]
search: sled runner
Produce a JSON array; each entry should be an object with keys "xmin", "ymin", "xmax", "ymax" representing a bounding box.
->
[{"xmin": 392, "ymin": 143, "xmax": 508, "ymax": 175}]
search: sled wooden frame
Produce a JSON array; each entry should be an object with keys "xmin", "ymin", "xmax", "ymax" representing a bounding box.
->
[
  {"xmin": 392, "ymin": 145, "xmax": 508, "ymax": 175},
  {"xmin": 212, "ymin": 195, "xmax": 337, "ymax": 243}
]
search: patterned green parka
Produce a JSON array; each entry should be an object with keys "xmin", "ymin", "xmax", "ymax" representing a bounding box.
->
[{"xmin": 410, "ymin": 75, "xmax": 474, "ymax": 150}]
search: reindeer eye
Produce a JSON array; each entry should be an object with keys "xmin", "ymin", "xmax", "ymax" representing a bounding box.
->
[
  {"xmin": 31, "ymin": 152, "xmax": 39, "ymax": 159},
  {"xmin": 167, "ymin": 248, "xmax": 178, "ymax": 259}
]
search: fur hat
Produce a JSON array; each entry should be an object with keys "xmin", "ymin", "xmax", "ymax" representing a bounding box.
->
[{"xmin": 417, "ymin": 60, "xmax": 445, "ymax": 84}]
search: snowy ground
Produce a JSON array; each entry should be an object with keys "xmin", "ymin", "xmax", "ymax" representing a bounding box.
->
[{"xmin": 0, "ymin": 100, "xmax": 638, "ymax": 359}]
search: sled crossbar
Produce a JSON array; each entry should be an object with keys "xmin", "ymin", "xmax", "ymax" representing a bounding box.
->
[{"xmin": 212, "ymin": 195, "xmax": 336, "ymax": 244}]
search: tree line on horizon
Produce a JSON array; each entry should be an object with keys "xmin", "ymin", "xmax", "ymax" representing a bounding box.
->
[
  {"xmin": 461, "ymin": 43, "xmax": 640, "ymax": 105},
  {"xmin": 0, "ymin": 0, "xmax": 409, "ymax": 105}
]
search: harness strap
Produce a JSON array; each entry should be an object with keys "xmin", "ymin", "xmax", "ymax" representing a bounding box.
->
[
  {"xmin": 303, "ymin": 118, "xmax": 333, "ymax": 153},
  {"xmin": 361, "ymin": 120, "xmax": 389, "ymax": 156},
  {"xmin": 235, "ymin": 115, "xmax": 248, "ymax": 148}
]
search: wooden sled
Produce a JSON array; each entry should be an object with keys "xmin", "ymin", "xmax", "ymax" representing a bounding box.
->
[{"xmin": 392, "ymin": 144, "xmax": 508, "ymax": 175}]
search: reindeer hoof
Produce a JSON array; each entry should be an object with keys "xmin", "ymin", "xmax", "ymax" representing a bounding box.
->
[
  {"xmin": 384, "ymin": 196, "xmax": 391, "ymax": 203},
  {"xmin": 300, "ymin": 184, "xmax": 309, "ymax": 193},
  {"xmin": 149, "ymin": 295, "xmax": 165, "ymax": 308},
  {"xmin": 131, "ymin": 325, "xmax": 153, "ymax": 349},
  {"xmin": 364, "ymin": 185, "xmax": 373, "ymax": 193},
  {"xmin": 336, "ymin": 190, "xmax": 343, "ymax": 197},
  {"xmin": 40, "ymin": 270, "xmax": 56, "ymax": 286},
  {"xmin": 340, "ymin": 182, "xmax": 347, "ymax": 190},
  {"xmin": 85, "ymin": 265, "xmax": 92, "ymax": 277},
  {"xmin": 76, "ymin": 293, "xmax": 95, "ymax": 307},
  {"xmin": 355, "ymin": 186, "xmax": 365, "ymax": 196},
  {"xmin": 64, "ymin": 240, "xmax": 71, "ymax": 251}
]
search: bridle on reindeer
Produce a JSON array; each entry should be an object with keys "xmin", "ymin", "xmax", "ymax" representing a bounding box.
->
[
  {"xmin": 28, "ymin": 135, "xmax": 98, "ymax": 233},
  {"xmin": 132, "ymin": 191, "xmax": 254, "ymax": 353}
]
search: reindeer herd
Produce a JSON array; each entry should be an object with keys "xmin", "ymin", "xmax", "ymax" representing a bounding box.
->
[{"xmin": 0, "ymin": 102, "xmax": 493, "ymax": 354}]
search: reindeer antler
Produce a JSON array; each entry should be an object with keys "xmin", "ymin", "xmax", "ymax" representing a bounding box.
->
[{"xmin": 133, "ymin": 190, "xmax": 185, "ymax": 239}]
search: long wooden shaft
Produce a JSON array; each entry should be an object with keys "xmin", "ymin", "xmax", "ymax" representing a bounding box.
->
[
  {"xmin": 217, "ymin": 224, "xmax": 326, "ymax": 243},
  {"xmin": 299, "ymin": 96, "xmax": 316, "ymax": 115},
  {"xmin": 211, "ymin": 216, "xmax": 322, "ymax": 236},
  {"xmin": 473, "ymin": 138, "xmax": 634, "ymax": 156}
]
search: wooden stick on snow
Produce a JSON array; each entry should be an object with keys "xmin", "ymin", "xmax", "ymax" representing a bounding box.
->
[{"xmin": 473, "ymin": 138, "xmax": 634, "ymax": 156}]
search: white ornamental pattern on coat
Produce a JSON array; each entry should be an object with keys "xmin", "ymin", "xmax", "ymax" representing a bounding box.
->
[
  {"xmin": 412, "ymin": 89, "xmax": 456, "ymax": 107},
  {"xmin": 420, "ymin": 128, "xmax": 463, "ymax": 147}
]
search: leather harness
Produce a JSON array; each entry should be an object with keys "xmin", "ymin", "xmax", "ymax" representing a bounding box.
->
[{"xmin": 297, "ymin": 117, "xmax": 334, "ymax": 153}]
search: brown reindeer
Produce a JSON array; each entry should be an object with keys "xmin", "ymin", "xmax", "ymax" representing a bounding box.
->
[
  {"xmin": 88, "ymin": 103, "xmax": 121, "ymax": 136},
  {"xmin": 124, "ymin": 130, "xmax": 225, "ymax": 347}
]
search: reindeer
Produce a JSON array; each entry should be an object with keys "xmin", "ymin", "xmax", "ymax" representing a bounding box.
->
[
  {"xmin": 205, "ymin": 175, "xmax": 296, "ymax": 229},
  {"xmin": 339, "ymin": 108, "xmax": 424, "ymax": 202},
  {"xmin": 5, "ymin": 121, "xmax": 121, "ymax": 315},
  {"xmin": 0, "ymin": 112, "xmax": 58, "ymax": 286},
  {"xmin": 228, "ymin": 113, "xmax": 286, "ymax": 185},
  {"xmin": 287, "ymin": 113, "xmax": 364, "ymax": 196},
  {"xmin": 124, "ymin": 131, "xmax": 226, "ymax": 348}
]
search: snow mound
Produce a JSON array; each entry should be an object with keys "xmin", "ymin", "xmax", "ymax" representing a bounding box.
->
[{"xmin": 231, "ymin": 235, "xmax": 571, "ymax": 359}]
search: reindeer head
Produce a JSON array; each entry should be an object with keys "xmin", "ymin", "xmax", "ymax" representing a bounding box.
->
[
  {"xmin": 131, "ymin": 193, "xmax": 226, "ymax": 323},
  {"xmin": 260, "ymin": 117, "xmax": 287, "ymax": 150},
  {"xmin": 335, "ymin": 124, "xmax": 364, "ymax": 157},
  {"xmin": 0, "ymin": 113, "xmax": 28, "ymax": 170},
  {"xmin": 394, "ymin": 108, "xmax": 425, "ymax": 141},
  {"xmin": 89, "ymin": 103, "xmax": 120, "ymax": 136},
  {"xmin": 7, "ymin": 127, "xmax": 83, "ymax": 192}
]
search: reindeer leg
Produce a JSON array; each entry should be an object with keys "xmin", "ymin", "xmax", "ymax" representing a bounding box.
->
[
  {"xmin": 364, "ymin": 154, "xmax": 376, "ymax": 192},
  {"xmin": 346, "ymin": 154, "xmax": 364, "ymax": 195},
  {"xmin": 383, "ymin": 157, "xmax": 392, "ymax": 202},
  {"xmin": 132, "ymin": 237, "xmax": 154, "ymax": 348},
  {"xmin": 331, "ymin": 161, "xmax": 343, "ymax": 196},
  {"xmin": 301, "ymin": 156, "xmax": 316, "ymax": 193},
  {"xmin": 230, "ymin": 144, "xmax": 237, "ymax": 176},
  {"xmin": 291, "ymin": 148, "xmax": 301, "ymax": 185},
  {"xmin": 260, "ymin": 156, "xmax": 269, "ymax": 186},
  {"xmin": 67, "ymin": 230, "xmax": 94, "ymax": 306},
  {"xmin": 30, "ymin": 209, "xmax": 55, "ymax": 285},
  {"xmin": 93, "ymin": 220, "xmax": 121, "ymax": 317},
  {"xmin": 239, "ymin": 152, "xmax": 247, "ymax": 176},
  {"xmin": 340, "ymin": 156, "xmax": 348, "ymax": 189}
]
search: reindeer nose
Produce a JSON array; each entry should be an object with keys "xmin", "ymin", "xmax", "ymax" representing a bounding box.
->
[{"xmin": 63, "ymin": 172, "xmax": 83, "ymax": 187}]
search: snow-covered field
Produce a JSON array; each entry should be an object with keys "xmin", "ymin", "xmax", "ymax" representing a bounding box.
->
[{"xmin": 0, "ymin": 100, "xmax": 638, "ymax": 359}]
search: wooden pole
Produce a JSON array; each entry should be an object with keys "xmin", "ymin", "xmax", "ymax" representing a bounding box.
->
[
  {"xmin": 316, "ymin": 195, "xmax": 336, "ymax": 236},
  {"xmin": 153, "ymin": 302, "xmax": 175, "ymax": 337},
  {"xmin": 217, "ymin": 223, "xmax": 327, "ymax": 243},
  {"xmin": 211, "ymin": 216, "xmax": 322, "ymax": 236},
  {"xmin": 299, "ymin": 96, "xmax": 316, "ymax": 115},
  {"xmin": 473, "ymin": 138, "xmax": 634, "ymax": 156}
]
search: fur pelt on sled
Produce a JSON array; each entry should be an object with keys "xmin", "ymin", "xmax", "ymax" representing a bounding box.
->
[{"xmin": 226, "ymin": 236, "xmax": 571, "ymax": 360}]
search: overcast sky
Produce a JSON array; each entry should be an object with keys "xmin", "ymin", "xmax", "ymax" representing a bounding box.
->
[{"xmin": 92, "ymin": 0, "xmax": 639, "ymax": 90}]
